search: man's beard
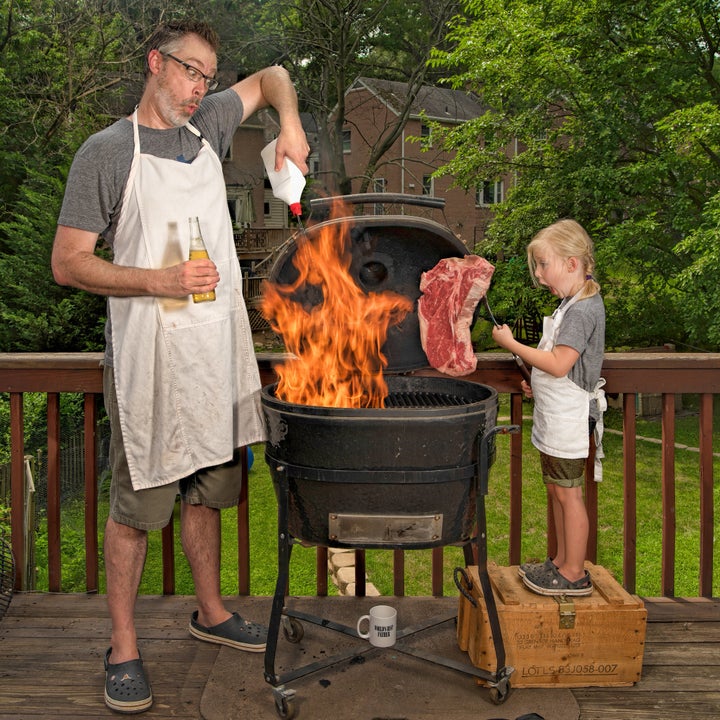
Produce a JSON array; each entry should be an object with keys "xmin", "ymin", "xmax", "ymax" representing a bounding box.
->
[{"xmin": 156, "ymin": 74, "xmax": 197, "ymax": 128}]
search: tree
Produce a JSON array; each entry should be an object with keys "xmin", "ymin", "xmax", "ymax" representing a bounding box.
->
[
  {"xmin": 0, "ymin": 0, "xmax": 465, "ymax": 350},
  {"xmin": 248, "ymin": 0, "xmax": 461, "ymax": 195},
  {"xmin": 430, "ymin": 0, "xmax": 720, "ymax": 349},
  {"xmin": 0, "ymin": 0, "xmax": 195, "ymax": 352}
]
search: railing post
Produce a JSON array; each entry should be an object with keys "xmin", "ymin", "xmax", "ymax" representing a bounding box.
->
[
  {"xmin": 393, "ymin": 549, "xmax": 405, "ymax": 596},
  {"xmin": 661, "ymin": 393, "xmax": 676, "ymax": 597},
  {"xmin": 622, "ymin": 392, "xmax": 638, "ymax": 594},
  {"xmin": 585, "ymin": 437, "xmax": 598, "ymax": 563},
  {"xmin": 698, "ymin": 393, "xmax": 714, "ymax": 597},
  {"xmin": 161, "ymin": 519, "xmax": 175, "ymax": 595},
  {"xmin": 10, "ymin": 393, "xmax": 25, "ymax": 592},
  {"xmin": 47, "ymin": 393, "xmax": 62, "ymax": 591},
  {"xmin": 315, "ymin": 547, "xmax": 328, "ymax": 597},
  {"xmin": 508, "ymin": 392, "xmax": 524, "ymax": 565},
  {"xmin": 431, "ymin": 547, "xmax": 443, "ymax": 597},
  {"xmin": 83, "ymin": 394, "xmax": 99, "ymax": 593},
  {"xmin": 238, "ymin": 447, "xmax": 250, "ymax": 596}
]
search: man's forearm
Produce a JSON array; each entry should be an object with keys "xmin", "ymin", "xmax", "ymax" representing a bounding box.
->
[
  {"xmin": 53, "ymin": 249, "xmax": 163, "ymax": 297},
  {"xmin": 258, "ymin": 66, "xmax": 301, "ymax": 124},
  {"xmin": 232, "ymin": 66, "xmax": 309, "ymax": 171}
]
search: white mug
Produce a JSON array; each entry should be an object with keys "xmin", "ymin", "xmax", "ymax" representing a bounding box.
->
[{"xmin": 356, "ymin": 604, "xmax": 397, "ymax": 647}]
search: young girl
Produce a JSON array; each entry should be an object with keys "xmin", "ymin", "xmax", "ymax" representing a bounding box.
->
[{"xmin": 492, "ymin": 219, "xmax": 606, "ymax": 596}]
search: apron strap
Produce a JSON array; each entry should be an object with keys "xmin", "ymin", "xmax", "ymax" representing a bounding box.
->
[
  {"xmin": 591, "ymin": 378, "xmax": 607, "ymax": 482},
  {"xmin": 132, "ymin": 108, "xmax": 141, "ymax": 156}
]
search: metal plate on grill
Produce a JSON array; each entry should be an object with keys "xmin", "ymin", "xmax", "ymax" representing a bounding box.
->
[{"xmin": 328, "ymin": 512, "xmax": 443, "ymax": 545}]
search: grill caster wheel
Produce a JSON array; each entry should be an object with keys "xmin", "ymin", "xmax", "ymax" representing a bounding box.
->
[
  {"xmin": 272, "ymin": 686, "xmax": 297, "ymax": 719},
  {"xmin": 282, "ymin": 616, "xmax": 304, "ymax": 643},
  {"xmin": 489, "ymin": 678, "xmax": 511, "ymax": 704}
]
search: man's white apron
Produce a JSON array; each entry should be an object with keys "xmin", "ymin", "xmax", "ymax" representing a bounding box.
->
[
  {"xmin": 108, "ymin": 111, "xmax": 266, "ymax": 491},
  {"xmin": 530, "ymin": 291, "xmax": 606, "ymax": 480}
]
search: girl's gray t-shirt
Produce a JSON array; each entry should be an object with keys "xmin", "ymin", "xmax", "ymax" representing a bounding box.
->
[{"xmin": 554, "ymin": 293, "xmax": 606, "ymax": 418}]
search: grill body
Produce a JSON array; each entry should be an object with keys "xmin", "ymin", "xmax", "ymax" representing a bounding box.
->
[
  {"xmin": 262, "ymin": 196, "xmax": 514, "ymax": 709},
  {"xmin": 263, "ymin": 375, "xmax": 498, "ymax": 549}
]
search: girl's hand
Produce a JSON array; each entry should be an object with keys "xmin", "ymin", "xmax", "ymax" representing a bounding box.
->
[
  {"xmin": 521, "ymin": 379, "xmax": 533, "ymax": 399},
  {"xmin": 491, "ymin": 323, "xmax": 515, "ymax": 349}
]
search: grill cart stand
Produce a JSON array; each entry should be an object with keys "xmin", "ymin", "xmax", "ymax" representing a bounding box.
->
[{"xmin": 263, "ymin": 425, "xmax": 519, "ymax": 719}]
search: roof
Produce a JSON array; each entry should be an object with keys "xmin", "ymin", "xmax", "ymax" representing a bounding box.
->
[{"xmin": 349, "ymin": 77, "xmax": 485, "ymax": 123}]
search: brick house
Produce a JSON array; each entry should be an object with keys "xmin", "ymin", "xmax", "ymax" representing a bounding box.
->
[
  {"xmin": 222, "ymin": 77, "xmax": 515, "ymax": 250},
  {"xmin": 221, "ymin": 77, "xmax": 515, "ymax": 328},
  {"xmin": 338, "ymin": 77, "xmax": 513, "ymax": 249}
]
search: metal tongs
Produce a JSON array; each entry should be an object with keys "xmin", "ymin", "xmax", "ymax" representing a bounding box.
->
[{"xmin": 484, "ymin": 296, "xmax": 532, "ymax": 384}]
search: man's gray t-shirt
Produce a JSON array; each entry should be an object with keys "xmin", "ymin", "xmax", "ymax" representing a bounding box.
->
[
  {"xmin": 554, "ymin": 293, "xmax": 606, "ymax": 418},
  {"xmin": 58, "ymin": 89, "xmax": 244, "ymax": 239},
  {"xmin": 57, "ymin": 90, "xmax": 245, "ymax": 365}
]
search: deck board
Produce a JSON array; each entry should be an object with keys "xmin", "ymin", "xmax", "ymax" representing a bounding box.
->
[{"xmin": 0, "ymin": 593, "xmax": 718, "ymax": 719}]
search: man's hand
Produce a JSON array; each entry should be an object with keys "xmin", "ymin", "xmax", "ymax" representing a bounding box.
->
[
  {"xmin": 52, "ymin": 225, "xmax": 220, "ymax": 299},
  {"xmin": 164, "ymin": 258, "xmax": 220, "ymax": 298}
]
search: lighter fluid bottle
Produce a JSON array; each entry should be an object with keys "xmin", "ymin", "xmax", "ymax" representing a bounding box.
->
[
  {"xmin": 261, "ymin": 138, "xmax": 305, "ymax": 218},
  {"xmin": 188, "ymin": 216, "xmax": 216, "ymax": 303}
]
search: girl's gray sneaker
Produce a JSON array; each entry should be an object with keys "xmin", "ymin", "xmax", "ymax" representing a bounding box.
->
[{"xmin": 518, "ymin": 556, "xmax": 555, "ymax": 578}]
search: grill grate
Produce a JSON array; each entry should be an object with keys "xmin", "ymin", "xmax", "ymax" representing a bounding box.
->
[{"xmin": 384, "ymin": 391, "xmax": 474, "ymax": 409}]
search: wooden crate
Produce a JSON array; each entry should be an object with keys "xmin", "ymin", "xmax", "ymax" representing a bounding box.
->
[{"xmin": 457, "ymin": 562, "xmax": 647, "ymax": 688}]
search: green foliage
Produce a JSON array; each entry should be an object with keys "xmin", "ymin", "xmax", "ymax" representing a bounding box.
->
[
  {"xmin": 674, "ymin": 192, "xmax": 720, "ymax": 347},
  {"xmin": 0, "ymin": 500, "xmax": 9, "ymax": 538},
  {"xmin": 431, "ymin": 0, "xmax": 720, "ymax": 349},
  {"xmin": 253, "ymin": 0, "xmax": 461, "ymax": 193},
  {"xmin": 0, "ymin": 393, "xmax": 50, "ymax": 466},
  {"xmin": 0, "ymin": 0, "xmax": 198, "ymax": 353},
  {"xmin": 0, "ymin": 169, "xmax": 106, "ymax": 351}
]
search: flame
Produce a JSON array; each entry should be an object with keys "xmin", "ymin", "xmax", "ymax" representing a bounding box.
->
[{"xmin": 261, "ymin": 202, "xmax": 413, "ymax": 408}]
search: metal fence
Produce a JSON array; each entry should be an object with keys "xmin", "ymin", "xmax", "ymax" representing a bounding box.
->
[{"xmin": 1, "ymin": 426, "xmax": 110, "ymax": 510}]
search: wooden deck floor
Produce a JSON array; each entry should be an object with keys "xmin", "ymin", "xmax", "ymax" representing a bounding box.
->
[{"xmin": 0, "ymin": 593, "xmax": 718, "ymax": 719}]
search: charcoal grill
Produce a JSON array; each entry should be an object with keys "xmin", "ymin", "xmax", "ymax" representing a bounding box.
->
[{"xmin": 261, "ymin": 195, "xmax": 517, "ymax": 718}]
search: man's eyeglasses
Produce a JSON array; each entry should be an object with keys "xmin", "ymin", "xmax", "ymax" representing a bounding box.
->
[{"xmin": 161, "ymin": 52, "xmax": 218, "ymax": 91}]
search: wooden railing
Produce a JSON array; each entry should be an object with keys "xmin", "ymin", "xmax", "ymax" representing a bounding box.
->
[
  {"xmin": 243, "ymin": 275, "xmax": 268, "ymax": 307},
  {"xmin": 233, "ymin": 228, "xmax": 289, "ymax": 253},
  {"xmin": 1, "ymin": 352, "xmax": 717, "ymax": 598}
]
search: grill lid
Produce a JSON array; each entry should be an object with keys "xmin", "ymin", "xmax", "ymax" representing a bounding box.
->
[{"xmin": 268, "ymin": 194, "xmax": 469, "ymax": 371}]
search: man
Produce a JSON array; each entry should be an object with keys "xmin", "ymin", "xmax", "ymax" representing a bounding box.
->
[{"xmin": 52, "ymin": 20, "xmax": 309, "ymax": 715}]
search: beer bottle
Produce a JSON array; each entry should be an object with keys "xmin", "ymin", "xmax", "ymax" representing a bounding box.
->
[{"xmin": 188, "ymin": 216, "xmax": 216, "ymax": 303}]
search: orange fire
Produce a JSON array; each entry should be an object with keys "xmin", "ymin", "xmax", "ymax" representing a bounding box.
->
[{"xmin": 261, "ymin": 202, "xmax": 413, "ymax": 408}]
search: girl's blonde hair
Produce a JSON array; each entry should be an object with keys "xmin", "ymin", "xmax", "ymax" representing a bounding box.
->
[{"xmin": 527, "ymin": 219, "xmax": 600, "ymax": 298}]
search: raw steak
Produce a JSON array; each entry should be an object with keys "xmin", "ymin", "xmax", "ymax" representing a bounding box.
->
[{"xmin": 418, "ymin": 255, "xmax": 495, "ymax": 376}]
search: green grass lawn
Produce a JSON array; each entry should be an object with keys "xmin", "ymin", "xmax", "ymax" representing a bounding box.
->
[{"xmin": 35, "ymin": 395, "xmax": 720, "ymax": 598}]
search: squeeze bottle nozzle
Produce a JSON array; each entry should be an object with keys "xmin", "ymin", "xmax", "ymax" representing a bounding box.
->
[{"xmin": 261, "ymin": 139, "xmax": 306, "ymax": 217}]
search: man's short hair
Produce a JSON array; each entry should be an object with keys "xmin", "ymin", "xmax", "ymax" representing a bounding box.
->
[{"xmin": 144, "ymin": 20, "xmax": 220, "ymax": 76}]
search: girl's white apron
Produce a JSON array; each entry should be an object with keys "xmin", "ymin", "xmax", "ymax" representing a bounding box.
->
[
  {"xmin": 530, "ymin": 291, "xmax": 606, "ymax": 480},
  {"xmin": 108, "ymin": 111, "xmax": 266, "ymax": 491}
]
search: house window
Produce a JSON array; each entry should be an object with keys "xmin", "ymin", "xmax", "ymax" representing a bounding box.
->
[
  {"xmin": 373, "ymin": 177, "xmax": 386, "ymax": 215},
  {"xmin": 421, "ymin": 123, "xmax": 432, "ymax": 149},
  {"xmin": 342, "ymin": 129, "xmax": 351, "ymax": 153},
  {"xmin": 422, "ymin": 175, "xmax": 434, "ymax": 196},
  {"xmin": 476, "ymin": 180, "xmax": 504, "ymax": 206}
]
